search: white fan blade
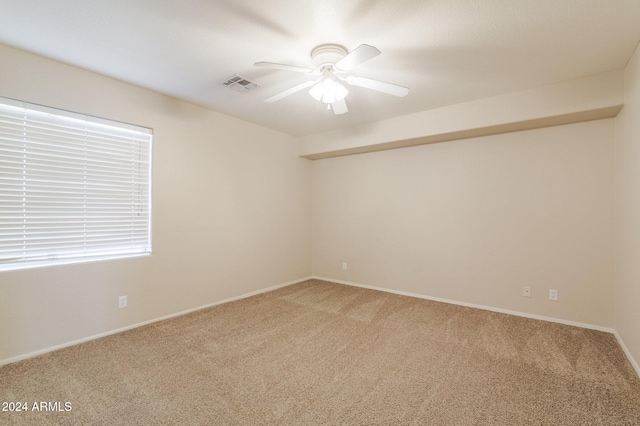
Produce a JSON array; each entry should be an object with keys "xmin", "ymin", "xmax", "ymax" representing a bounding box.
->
[
  {"xmin": 254, "ymin": 61, "xmax": 316, "ymax": 73},
  {"xmin": 336, "ymin": 44, "xmax": 381, "ymax": 71},
  {"xmin": 345, "ymin": 75, "xmax": 409, "ymax": 97},
  {"xmin": 264, "ymin": 79, "xmax": 319, "ymax": 103},
  {"xmin": 331, "ymin": 99, "xmax": 348, "ymax": 115}
]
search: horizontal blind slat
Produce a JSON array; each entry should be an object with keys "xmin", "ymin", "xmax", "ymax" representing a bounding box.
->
[{"xmin": 0, "ymin": 96, "xmax": 152, "ymax": 271}]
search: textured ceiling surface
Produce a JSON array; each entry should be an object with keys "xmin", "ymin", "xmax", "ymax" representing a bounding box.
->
[{"xmin": 1, "ymin": 0, "xmax": 639, "ymax": 137}]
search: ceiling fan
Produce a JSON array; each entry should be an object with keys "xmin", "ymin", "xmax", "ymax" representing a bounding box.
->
[{"xmin": 254, "ymin": 44, "xmax": 409, "ymax": 115}]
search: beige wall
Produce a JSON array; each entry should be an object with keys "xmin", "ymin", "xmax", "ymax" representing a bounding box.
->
[
  {"xmin": 0, "ymin": 44, "xmax": 312, "ymax": 363},
  {"xmin": 312, "ymin": 119, "xmax": 615, "ymax": 328},
  {"xmin": 615, "ymin": 43, "xmax": 640, "ymax": 372}
]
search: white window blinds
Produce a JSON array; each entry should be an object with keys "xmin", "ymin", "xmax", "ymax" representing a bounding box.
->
[{"xmin": 0, "ymin": 97, "xmax": 152, "ymax": 271}]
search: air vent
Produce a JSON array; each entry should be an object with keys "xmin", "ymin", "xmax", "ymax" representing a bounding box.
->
[{"xmin": 223, "ymin": 74, "xmax": 259, "ymax": 92}]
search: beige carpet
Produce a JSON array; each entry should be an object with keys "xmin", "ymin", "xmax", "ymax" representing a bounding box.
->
[{"xmin": 2, "ymin": 279, "xmax": 640, "ymax": 425}]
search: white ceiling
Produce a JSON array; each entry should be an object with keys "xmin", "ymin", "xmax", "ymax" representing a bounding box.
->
[{"xmin": 1, "ymin": 0, "xmax": 639, "ymax": 137}]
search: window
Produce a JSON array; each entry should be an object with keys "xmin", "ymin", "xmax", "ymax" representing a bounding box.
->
[{"xmin": 0, "ymin": 97, "xmax": 152, "ymax": 271}]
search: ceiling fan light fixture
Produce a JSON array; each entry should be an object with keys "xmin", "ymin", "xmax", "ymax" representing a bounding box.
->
[{"xmin": 309, "ymin": 77, "xmax": 349, "ymax": 104}]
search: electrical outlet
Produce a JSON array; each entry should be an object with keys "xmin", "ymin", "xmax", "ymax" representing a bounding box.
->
[
  {"xmin": 522, "ymin": 286, "xmax": 531, "ymax": 298},
  {"xmin": 118, "ymin": 295, "xmax": 127, "ymax": 308},
  {"xmin": 342, "ymin": 262, "xmax": 348, "ymax": 270},
  {"xmin": 549, "ymin": 289, "xmax": 558, "ymax": 301}
]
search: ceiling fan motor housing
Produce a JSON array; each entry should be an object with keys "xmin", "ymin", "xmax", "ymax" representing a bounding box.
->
[{"xmin": 311, "ymin": 44, "xmax": 348, "ymax": 69}]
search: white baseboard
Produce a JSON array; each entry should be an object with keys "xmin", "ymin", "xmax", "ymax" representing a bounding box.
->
[
  {"xmin": 614, "ymin": 330, "xmax": 640, "ymax": 379},
  {"xmin": 0, "ymin": 276, "xmax": 313, "ymax": 367},
  {"xmin": 311, "ymin": 276, "xmax": 615, "ymax": 333}
]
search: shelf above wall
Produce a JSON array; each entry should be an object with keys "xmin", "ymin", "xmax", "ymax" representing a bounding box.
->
[{"xmin": 300, "ymin": 70, "xmax": 624, "ymax": 160}]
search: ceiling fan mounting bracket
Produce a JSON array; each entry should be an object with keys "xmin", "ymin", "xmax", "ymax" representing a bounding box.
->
[{"xmin": 311, "ymin": 44, "xmax": 347, "ymax": 69}]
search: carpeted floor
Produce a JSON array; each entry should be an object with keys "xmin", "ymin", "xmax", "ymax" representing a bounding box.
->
[{"xmin": 2, "ymin": 279, "xmax": 640, "ymax": 425}]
